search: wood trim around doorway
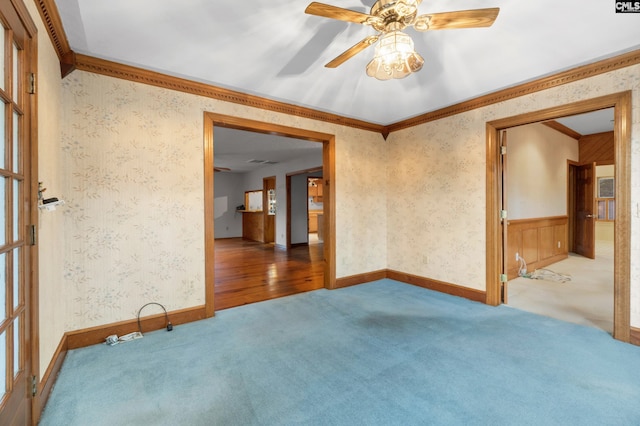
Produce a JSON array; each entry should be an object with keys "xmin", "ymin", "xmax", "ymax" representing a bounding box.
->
[
  {"xmin": 203, "ymin": 112, "xmax": 337, "ymax": 317},
  {"xmin": 486, "ymin": 92, "xmax": 632, "ymax": 342}
]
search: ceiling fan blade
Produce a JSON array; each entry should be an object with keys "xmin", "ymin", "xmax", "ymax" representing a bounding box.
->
[
  {"xmin": 305, "ymin": 2, "xmax": 372, "ymax": 25},
  {"xmin": 415, "ymin": 8, "xmax": 500, "ymax": 31},
  {"xmin": 214, "ymin": 167, "xmax": 231, "ymax": 172},
  {"xmin": 325, "ymin": 35, "xmax": 379, "ymax": 68}
]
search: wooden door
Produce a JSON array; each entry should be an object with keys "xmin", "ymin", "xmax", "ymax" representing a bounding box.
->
[
  {"xmin": 574, "ymin": 163, "xmax": 596, "ymax": 259},
  {"xmin": 0, "ymin": 2, "xmax": 36, "ymax": 424},
  {"xmin": 263, "ymin": 176, "xmax": 275, "ymax": 243}
]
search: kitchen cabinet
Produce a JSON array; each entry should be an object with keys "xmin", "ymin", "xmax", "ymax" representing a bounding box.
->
[
  {"xmin": 308, "ymin": 179, "xmax": 323, "ymax": 202},
  {"xmin": 241, "ymin": 211, "xmax": 264, "ymax": 242},
  {"xmin": 308, "ymin": 211, "xmax": 321, "ymax": 233}
]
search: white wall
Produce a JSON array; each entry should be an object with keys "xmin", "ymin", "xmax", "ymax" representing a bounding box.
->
[
  {"xmin": 291, "ymin": 174, "xmax": 309, "ymax": 244},
  {"xmin": 290, "ymin": 172, "xmax": 323, "ymax": 244},
  {"xmin": 213, "ymin": 172, "xmax": 244, "ymax": 238},
  {"xmin": 507, "ymin": 123, "xmax": 579, "ymax": 219},
  {"xmin": 243, "ymin": 151, "xmax": 322, "ymax": 246},
  {"xmin": 214, "ymin": 154, "xmax": 323, "ymax": 243}
]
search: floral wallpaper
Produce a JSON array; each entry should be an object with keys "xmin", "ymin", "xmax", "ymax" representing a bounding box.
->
[
  {"xmin": 57, "ymin": 63, "xmax": 640, "ymax": 335},
  {"xmin": 386, "ymin": 112, "xmax": 486, "ymax": 287},
  {"xmin": 59, "ymin": 71, "xmax": 387, "ymax": 331},
  {"xmin": 27, "ymin": 0, "xmax": 67, "ymax": 374},
  {"xmin": 60, "ymin": 74, "xmax": 206, "ymax": 330},
  {"xmin": 335, "ymin": 126, "xmax": 388, "ymax": 277},
  {"xmin": 387, "ymin": 64, "xmax": 640, "ymax": 327}
]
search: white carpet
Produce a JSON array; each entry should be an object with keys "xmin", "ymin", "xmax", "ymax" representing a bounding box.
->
[{"xmin": 507, "ymin": 240, "xmax": 614, "ymax": 333}]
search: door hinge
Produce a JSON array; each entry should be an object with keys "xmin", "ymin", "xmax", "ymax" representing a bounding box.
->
[
  {"xmin": 31, "ymin": 375, "xmax": 37, "ymax": 397},
  {"xmin": 29, "ymin": 225, "xmax": 36, "ymax": 245},
  {"xmin": 500, "ymin": 210, "xmax": 507, "ymax": 220},
  {"xmin": 500, "ymin": 274, "xmax": 507, "ymax": 283},
  {"xmin": 500, "ymin": 146, "xmax": 507, "ymax": 155},
  {"xmin": 28, "ymin": 73, "xmax": 36, "ymax": 95}
]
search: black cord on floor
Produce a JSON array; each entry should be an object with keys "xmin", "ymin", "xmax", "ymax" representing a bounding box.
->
[{"xmin": 137, "ymin": 302, "xmax": 173, "ymax": 334}]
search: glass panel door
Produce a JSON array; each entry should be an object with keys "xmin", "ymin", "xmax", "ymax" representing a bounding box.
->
[{"xmin": 0, "ymin": 1, "xmax": 34, "ymax": 423}]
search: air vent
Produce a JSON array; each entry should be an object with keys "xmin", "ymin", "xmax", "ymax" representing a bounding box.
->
[{"xmin": 247, "ymin": 159, "xmax": 279, "ymax": 165}]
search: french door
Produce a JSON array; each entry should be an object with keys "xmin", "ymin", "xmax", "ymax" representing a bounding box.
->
[{"xmin": 0, "ymin": 1, "xmax": 36, "ymax": 424}]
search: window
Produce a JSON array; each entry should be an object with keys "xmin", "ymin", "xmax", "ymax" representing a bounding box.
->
[
  {"xmin": 596, "ymin": 177, "xmax": 615, "ymax": 221},
  {"xmin": 597, "ymin": 177, "xmax": 614, "ymax": 198}
]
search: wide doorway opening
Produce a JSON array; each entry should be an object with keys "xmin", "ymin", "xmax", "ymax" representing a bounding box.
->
[
  {"xmin": 486, "ymin": 92, "xmax": 631, "ymax": 342},
  {"xmin": 501, "ymin": 110, "xmax": 615, "ymax": 334},
  {"xmin": 203, "ymin": 113, "xmax": 335, "ymax": 316}
]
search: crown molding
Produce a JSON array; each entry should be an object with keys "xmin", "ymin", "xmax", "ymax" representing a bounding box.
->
[
  {"xmin": 386, "ymin": 49, "xmax": 640, "ymax": 133},
  {"xmin": 34, "ymin": 0, "xmax": 70, "ymax": 60},
  {"xmin": 73, "ymin": 54, "xmax": 386, "ymax": 135},
  {"xmin": 69, "ymin": 49, "xmax": 640, "ymax": 138}
]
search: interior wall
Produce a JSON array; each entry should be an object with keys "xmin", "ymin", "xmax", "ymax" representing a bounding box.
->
[
  {"xmin": 242, "ymin": 151, "xmax": 322, "ymax": 247},
  {"xmin": 290, "ymin": 172, "xmax": 322, "ymax": 244},
  {"xmin": 26, "ymin": 0, "xmax": 66, "ymax": 374},
  {"xmin": 58, "ymin": 70, "xmax": 387, "ymax": 332},
  {"xmin": 291, "ymin": 174, "xmax": 309, "ymax": 244},
  {"xmin": 213, "ymin": 172, "xmax": 244, "ymax": 238},
  {"xmin": 386, "ymin": 63, "xmax": 640, "ymax": 330},
  {"xmin": 507, "ymin": 123, "xmax": 579, "ymax": 219},
  {"xmin": 214, "ymin": 158, "xmax": 323, "ymax": 244}
]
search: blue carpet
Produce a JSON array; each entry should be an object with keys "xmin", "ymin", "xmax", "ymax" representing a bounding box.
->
[{"xmin": 40, "ymin": 279, "xmax": 640, "ymax": 425}]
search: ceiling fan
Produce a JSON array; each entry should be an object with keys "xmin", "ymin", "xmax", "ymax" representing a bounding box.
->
[
  {"xmin": 214, "ymin": 167, "xmax": 231, "ymax": 173},
  {"xmin": 304, "ymin": 0, "xmax": 499, "ymax": 80}
]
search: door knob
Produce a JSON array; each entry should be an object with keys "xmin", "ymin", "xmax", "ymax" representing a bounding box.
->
[{"xmin": 585, "ymin": 214, "xmax": 594, "ymax": 218}]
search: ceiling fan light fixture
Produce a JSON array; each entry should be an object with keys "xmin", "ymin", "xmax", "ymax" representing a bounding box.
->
[{"xmin": 366, "ymin": 30, "xmax": 424, "ymax": 80}]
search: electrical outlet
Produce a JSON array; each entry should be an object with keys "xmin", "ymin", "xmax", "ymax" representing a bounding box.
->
[
  {"xmin": 557, "ymin": 241, "xmax": 561, "ymax": 248},
  {"xmin": 422, "ymin": 255, "xmax": 429, "ymax": 265},
  {"xmin": 515, "ymin": 252, "xmax": 519, "ymax": 261}
]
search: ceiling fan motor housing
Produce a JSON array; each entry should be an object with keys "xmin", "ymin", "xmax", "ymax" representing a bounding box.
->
[{"xmin": 369, "ymin": 0, "xmax": 421, "ymax": 31}]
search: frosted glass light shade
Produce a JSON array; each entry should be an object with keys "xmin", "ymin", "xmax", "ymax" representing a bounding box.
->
[{"xmin": 366, "ymin": 30, "xmax": 424, "ymax": 80}]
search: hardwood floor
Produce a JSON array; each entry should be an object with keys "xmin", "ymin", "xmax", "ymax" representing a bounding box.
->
[{"xmin": 214, "ymin": 237, "xmax": 324, "ymax": 310}]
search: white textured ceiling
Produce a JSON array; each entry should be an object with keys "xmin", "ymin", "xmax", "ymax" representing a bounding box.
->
[
  {"xmin": 214, "ymin": 128, "xmax": 322, "ymax": 173},
  {"xmin": 555, "ymin": 109, "xmax": 615, "ymax": 136},
  {"xmin": 53, "ymin": 0, "xmax": 640, "ymax": 126}
]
